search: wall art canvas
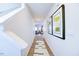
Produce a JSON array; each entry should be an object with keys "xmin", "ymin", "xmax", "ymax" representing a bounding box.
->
[
  {"xmin": 52, "ymin": 4, "xmax": 65, "ymax": 39},
  {"xmin": 47, "ymin": 17, "xmax": 52, "ymax": 35}
]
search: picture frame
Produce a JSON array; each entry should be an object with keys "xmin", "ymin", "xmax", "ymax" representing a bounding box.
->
[
  {"xmin": 52, "ymin": 4, "xmax": 65, "ymax": 39},
  {"xmin": 47, "ymin": 17, "xmax": 53, "ymax": 35}
]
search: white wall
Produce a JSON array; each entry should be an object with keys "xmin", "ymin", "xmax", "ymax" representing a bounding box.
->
[
  {"xmin": 44, "ymin": 3, "xmax": 79, "ymax": 56},
  {"xmin": 3, "ymin": 4, "xmax": 34, "ymax": 55}
]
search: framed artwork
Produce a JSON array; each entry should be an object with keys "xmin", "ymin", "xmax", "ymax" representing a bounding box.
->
[
  {"xmin": 47, "ymin": 17, "xmax": 53, "ymax": 35},
  {"xmin": 52, "ymin": 4, "xmax": 65, "ymax": 39}
]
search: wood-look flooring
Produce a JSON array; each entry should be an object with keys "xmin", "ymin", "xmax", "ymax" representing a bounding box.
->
[{"xmin": 27, "ymin": 35, "xmax": 54, "ymax": 56}]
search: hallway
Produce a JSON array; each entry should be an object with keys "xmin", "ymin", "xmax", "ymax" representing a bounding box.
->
[
  {"xmin": 0, "ymin": 3, "xmax": 79, "ymax": 56},
  {"xmin": 27, "ymin": 35, "xmax": 54, "ymax": 56}
]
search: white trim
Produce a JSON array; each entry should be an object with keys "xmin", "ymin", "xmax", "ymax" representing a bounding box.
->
[{"xmin": 0, "ymin": 3, "xmax": 25, "ymax": 23}]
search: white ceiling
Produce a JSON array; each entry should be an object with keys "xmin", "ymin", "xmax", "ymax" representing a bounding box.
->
[{"xmin": 27, "ymin": 3, "xmax": 53, "ymax": 21}]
